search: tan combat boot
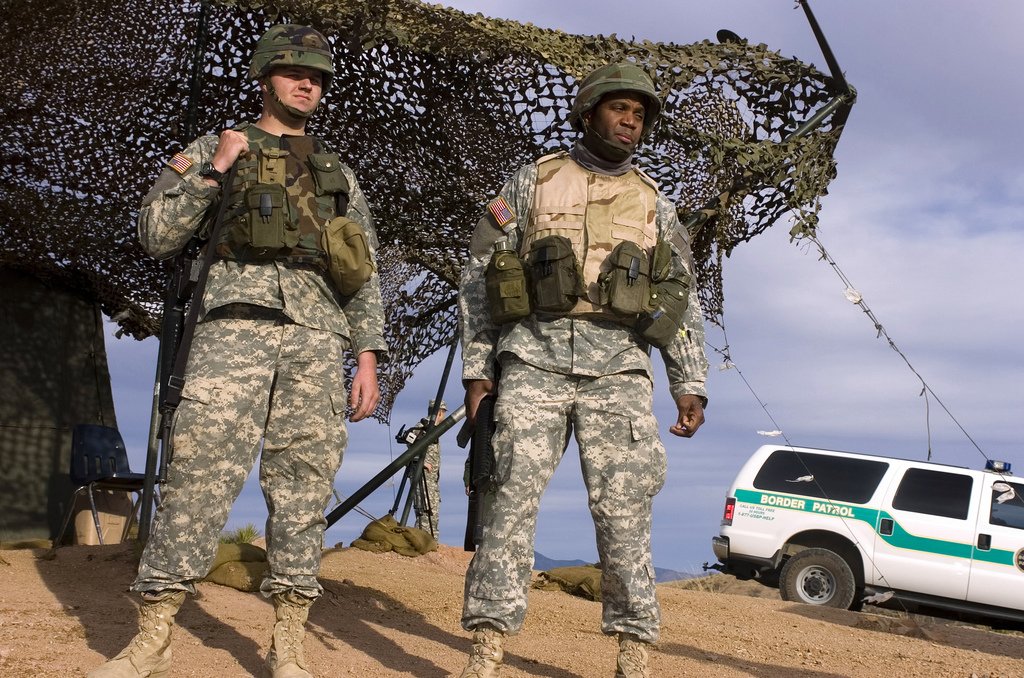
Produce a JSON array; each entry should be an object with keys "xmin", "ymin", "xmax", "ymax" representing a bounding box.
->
[
  {"xmin": 458, "ymin": 625, "xmax": 505, "ymax": 678},
  {"xmin": 87, "ymin": 590, "xmax": 186, "ymax": 678},
  {"xmin": 614, "ymin": 633, "xmax": 652, "ymax": 678},
  {"xmin": 265, "ymin": 591, "xmax": 315, "ymax": 678}
]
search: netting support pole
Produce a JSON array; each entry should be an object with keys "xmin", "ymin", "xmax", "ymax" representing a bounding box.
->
[{"xmin": 682, "ymin": 0, "xmax": 856, "ymax": 236}]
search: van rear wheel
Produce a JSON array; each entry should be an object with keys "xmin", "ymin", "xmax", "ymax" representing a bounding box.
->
[{"xmin": 779, "ymin": 548, "xmax": 856, "ymax": 609}]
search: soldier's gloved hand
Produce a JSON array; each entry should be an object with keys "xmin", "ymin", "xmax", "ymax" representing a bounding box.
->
[{"xmin": 670, "ymin": 394, "xmax": 705, "ymax": 438}]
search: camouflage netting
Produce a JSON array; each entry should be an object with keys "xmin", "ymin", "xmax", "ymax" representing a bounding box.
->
[{"xmin": 1, "ymin": 0, "xmax": 851, "ymax": 420}]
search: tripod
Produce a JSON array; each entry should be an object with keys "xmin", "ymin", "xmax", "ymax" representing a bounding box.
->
[{"xmin": 325, "ymin": 339, "xmax": 464, "ymax": 532}]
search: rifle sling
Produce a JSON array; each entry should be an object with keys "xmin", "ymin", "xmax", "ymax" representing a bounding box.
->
[{"xmin": 162, "ymin": 162, "xmax": 239, "ymax": 411}]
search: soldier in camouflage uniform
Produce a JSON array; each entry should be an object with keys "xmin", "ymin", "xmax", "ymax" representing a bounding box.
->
[
  {"xmin": 89, "ymin": 25, "xmax": 386, "ymax": 678},
  {"xmin": 457, "ymin": 63, "xmax": 708, "ymax": 678},
  {"xmin": 413, "ymin": 398, "xmax": 446, "ymax": 535}
]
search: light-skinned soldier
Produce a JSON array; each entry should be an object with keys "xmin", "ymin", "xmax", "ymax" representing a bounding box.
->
[{"xmin": 89, "ymin": 24, "xmax": 386, "ymax": 678}]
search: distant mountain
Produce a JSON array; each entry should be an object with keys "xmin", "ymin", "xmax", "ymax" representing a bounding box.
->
[
  {"xmin": 533, "ymin": 552, "xmax": 588, "ymax": 571},
  {"xmin": 534, "ymin": 552, "xmax": 693, "ymax": 584},
  {"xmin": 653, "ymin": 566, "xmax": 691, "ymax": 583}
]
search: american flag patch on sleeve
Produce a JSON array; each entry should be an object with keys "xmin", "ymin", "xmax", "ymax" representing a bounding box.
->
[
  {"xmin": 167, "ymin": 153, "xmax": 193, "ymax": 175},
  {"xmin": 486, "ymin": 196, "xmax": 516, "ymax": 227}
]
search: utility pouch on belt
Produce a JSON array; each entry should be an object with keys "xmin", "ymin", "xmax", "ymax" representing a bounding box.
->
[
  {"xmin": 485, "ymin": 239, "xmax": 531, "ymax": 324},
  {"xmin": 528, "ymin": 234, "xmax": 581, "ymax": 314},
  {"xmin": 636, "ymin": 276, "xmax": 690, "ymax": 348},
  {"xmin": 321, "ymin": 216, "xmax": 373, "ymax": 296},
  {"xmin": 600, "ymin": 240, "xmax": 651, "ymax": 316}
]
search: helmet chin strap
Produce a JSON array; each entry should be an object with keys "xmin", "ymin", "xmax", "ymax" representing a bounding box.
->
[
  {"xmin": 581, "ymin": 119, "xmax": 634, "ymax": 163},
  {"xmin": 267, "ymin": 81, "xmax": 316, "ymax": 122}
]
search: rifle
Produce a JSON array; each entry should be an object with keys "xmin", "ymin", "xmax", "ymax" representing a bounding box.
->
[
  {"xmin": 463, "ymin": 393, "xmax": 496, "ymax": 552},
  {"xmin": 138, "ymin": 162, "xmax": 238, "ymax": 540}
]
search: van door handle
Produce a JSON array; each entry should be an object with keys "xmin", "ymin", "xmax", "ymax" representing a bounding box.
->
[
  {"xmin": 977, "ymin": 533, "xmax": 991, "ymax": 551},
  {"xmin": 879, "ymin": 518, "xmax": 894, "ymax": 536}
]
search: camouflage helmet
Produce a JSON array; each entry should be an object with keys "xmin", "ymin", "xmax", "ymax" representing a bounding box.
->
[
  {"xmin": 567, "ymin": 62, "xmax": 661, "ymax": 138},
  {"xmin": 249, "ymin": 25, "xmax": 334, "ymax": 91}
]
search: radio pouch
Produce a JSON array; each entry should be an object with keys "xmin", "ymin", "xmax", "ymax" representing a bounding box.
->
[{"xmin": 321, "ymin": 216, "xmax": 374, "ymax": 296}]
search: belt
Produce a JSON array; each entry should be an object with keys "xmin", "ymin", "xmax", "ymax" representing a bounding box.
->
[{"xmin": 205, "ymin": 303, "xmax": 291, "ymax": 323}]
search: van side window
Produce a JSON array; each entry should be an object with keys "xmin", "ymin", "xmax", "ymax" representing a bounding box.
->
[
  {"xmin": 752, "ymin": 450, "xmax": 889, "ymax": 503},
  {"xmin": 892, "ymin": 468, "xmax": 973, "ymax": 520},
  {"xmin": 989, "ymin": 481, "xmax": 1024, "ymax": 529}
]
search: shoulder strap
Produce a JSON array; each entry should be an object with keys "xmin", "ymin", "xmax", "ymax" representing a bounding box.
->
[
  {"xmin": 536, "ymin": 149, "xmax": 568, "ymax": 166},
  {"xmin": 162, "ymin": 161, "xmax": 240, "ymax": 411}
]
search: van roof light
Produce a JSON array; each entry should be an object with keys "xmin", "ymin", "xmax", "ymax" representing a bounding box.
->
[{"xmin": 985, "ymin": 460, "xmax": 1012, "ymax": 474}]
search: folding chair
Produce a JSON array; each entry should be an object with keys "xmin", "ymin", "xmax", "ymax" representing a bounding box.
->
[{"xmin": 52, "ymin": 424, "xmax": 148, "ymax": 547}]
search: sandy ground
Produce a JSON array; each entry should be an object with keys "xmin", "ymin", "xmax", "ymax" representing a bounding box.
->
[{"xmin": 2, "ymin": 543, "xmax": 1024, "ymax": 677}]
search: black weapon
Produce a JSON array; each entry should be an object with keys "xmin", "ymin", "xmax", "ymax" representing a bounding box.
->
[
  {"xmin": 463, "ymin": 393, "xmax": 496, "ymax": 552},
  {"xmin": 324, "ymin": 338, "xmax": 462, "ymax": 531},
  {"xmin": 138, "ymin": 162, "xmax": 237, "ymax": 540}
]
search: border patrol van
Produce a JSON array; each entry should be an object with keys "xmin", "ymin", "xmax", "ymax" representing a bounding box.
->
[{"xmin": 710, "ymin": 445, "xmax": 1024, "ymax": 622}]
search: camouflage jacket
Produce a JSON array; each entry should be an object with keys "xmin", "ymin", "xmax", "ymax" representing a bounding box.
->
[
  {"xmin": 459, "ymin": 155, "xmax": 708, "ymax": 402},
  {"xmin": 138, "ymin": 126, "xmax": 387, "ymax": 357}
]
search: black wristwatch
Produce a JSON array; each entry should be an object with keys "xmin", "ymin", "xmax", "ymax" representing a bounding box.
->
[{"xmin": 198, "ymin": 161, "xmax": 226, "ymax": 185}]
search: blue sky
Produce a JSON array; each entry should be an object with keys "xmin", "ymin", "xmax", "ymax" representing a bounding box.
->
[{"xmin": 105, "ymin": 0, "xmax": 1024, "ymax": 573}]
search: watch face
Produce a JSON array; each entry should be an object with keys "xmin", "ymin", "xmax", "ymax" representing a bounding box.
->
[{"xmin": 200, "ymin": 162, "xmax": 221, "ymax": 181}]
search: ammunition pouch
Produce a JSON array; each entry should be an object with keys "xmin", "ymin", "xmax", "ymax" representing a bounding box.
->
[
  {"xmin": 600, "ymin": 240, "xmax": 651, "ymax": 316},
  {"xmin": 321, "ymin": 216, "xmax": 373, "ymax": 296},
  {"xmin": 220, "ymin": 183, "xmax": 296, "ymax": 261},
  {"xmin": 636, "ymin": 276, "xmax": 690, "ymax": 348},
  {"xmin": 528, "ymin": 234, "xmax": 583, "ymax": 314},
  {"xmin": 485, "ymin": 249, "xmax": 531, "ymax": 324}
]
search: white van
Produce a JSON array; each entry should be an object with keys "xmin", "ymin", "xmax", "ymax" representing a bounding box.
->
[{"xmin": 709, "ymin": 445, "xmax": 1024, "ymax": 622}]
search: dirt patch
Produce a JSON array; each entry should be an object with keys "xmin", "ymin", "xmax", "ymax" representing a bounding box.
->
[{"xmin": 2, "ymin": 543, "xmax": 1023, "ymax": 677}]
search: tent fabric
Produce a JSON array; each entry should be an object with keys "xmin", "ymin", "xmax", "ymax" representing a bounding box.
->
[{"xmin": 1, "ymin": 0, "xmax": 849, "ymax": 419}]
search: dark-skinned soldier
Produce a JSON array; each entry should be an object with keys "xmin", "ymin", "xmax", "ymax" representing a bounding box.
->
[{"xmin": 456, "ymin": 63, "xmax": 708, "ymax": 678}]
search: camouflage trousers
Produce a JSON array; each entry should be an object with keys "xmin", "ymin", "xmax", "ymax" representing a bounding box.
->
[
  {"xmin": 413, "ymin": 441, "xmax": 441, "ymax": 535},
  {"xmin": 134, "ymin": 307, "xmax": 349, "ymax": 599},
  {"xmin": 462, "ymin": 356, "xmax": 667, "ymax": 642}
]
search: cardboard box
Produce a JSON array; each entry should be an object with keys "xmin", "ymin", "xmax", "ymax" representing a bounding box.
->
[{"xmin": 73, "ymin": 489, "xmax": 136, "ymax": 545}]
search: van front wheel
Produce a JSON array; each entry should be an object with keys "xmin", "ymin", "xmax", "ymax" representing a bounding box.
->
[{"xmin": 779, "ymin": 548, "xmax": 856, "ymax": 609}]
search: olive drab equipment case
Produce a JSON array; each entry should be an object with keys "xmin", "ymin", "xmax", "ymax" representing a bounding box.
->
[
  {"xmin": 321, "ymin": 216, "xmax": 374, "ymax": 296},
  {"xmin": 485, "ymin": 238, "xmax": 531, "ymax": 324}
]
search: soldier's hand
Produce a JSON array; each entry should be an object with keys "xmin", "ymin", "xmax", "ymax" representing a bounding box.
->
[
  {"xmin": 670, "ymin": 394, "xmax": 705, "ymax": 438},
  {"xmin": 210, "ymin": 129, "xmax": 249, "ymax": 174},
  {"xmin": 464, "ymin": 379, "xmax": 495, "ymax": 427},
  {"xmin": 349, "ymin": 351, "xmax": 380, "ymax": 422}
]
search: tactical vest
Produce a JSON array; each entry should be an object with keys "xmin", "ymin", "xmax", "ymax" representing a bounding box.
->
[
  {"xmin": 215, "ymin": 124, "xmax": 349, "ymax": 265},
  {"xmin": 519, "ymin": 152, "xmax": 659, "ymax": 317}
]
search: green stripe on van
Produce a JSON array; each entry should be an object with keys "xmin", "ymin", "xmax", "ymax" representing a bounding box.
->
[
  {"xmin": 735, "ymin": 489, "xmax": 1016, "ymax": 567},
  {"xmin": 876, "ymin": 510, "xmax": 972, "ymax": 558}
]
